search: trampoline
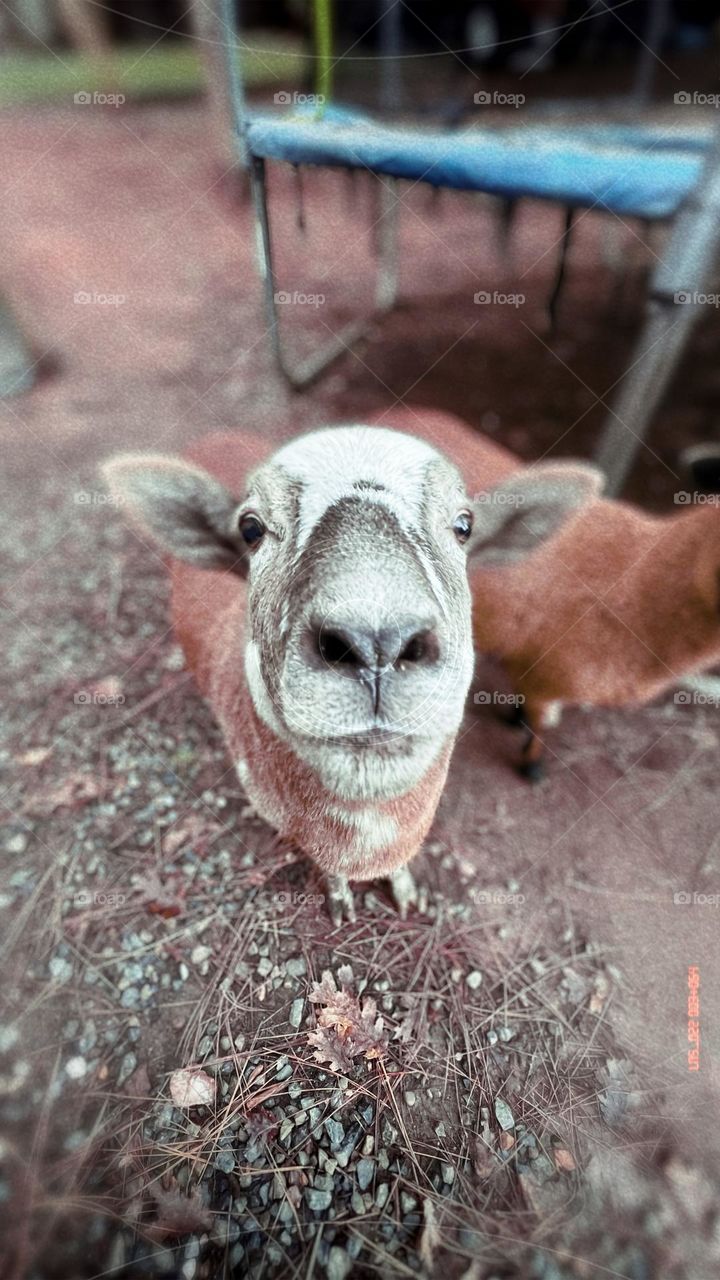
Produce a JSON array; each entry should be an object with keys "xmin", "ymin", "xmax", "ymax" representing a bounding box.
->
[{"xmin": 205, "ymin": 0, "xmax": 720, "ymax": 493}]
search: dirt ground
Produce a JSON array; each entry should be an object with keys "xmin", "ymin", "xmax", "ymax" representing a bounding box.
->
[{"xmin": 1, "ymin": 91, "xmax": 720, "ymax": 1279}]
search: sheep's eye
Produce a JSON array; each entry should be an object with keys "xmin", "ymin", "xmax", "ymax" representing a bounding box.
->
[
  {"xmin": 453, "ymin": 510, "xmax": 473, "ymax": 544},
  {"xmin": 239, "ymin": 512, "xmax": 266, "ymax": 549}
]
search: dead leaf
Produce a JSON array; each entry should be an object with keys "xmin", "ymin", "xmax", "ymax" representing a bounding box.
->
[
  {"xmin": 308, "ymin": 969, "xmax": 388, "ymax": 1070},
  {"xmin": 589, "ymin": 970, "xmax": 611, "ymax": 1014},
  {"xmin": 169, "ymin": 1067, "xmax": 215, "ymax": 1108},
  {"xmin": 17, "ymin": 747, "xmax": 52, "ymax": 767},
  {"xmin": 163, "ymin": 813, "xmax": 222, "ymax": 859},
  {"xmin": 598, "ymin": 1058, "xmax": 633, "ymax": 1128},
  {"xmin": 553, "ymin": 1146, "xmax": 576, "ymax": 1172},
  {"xmin": 39, "ymin": 772, "xmax": 106, "ymax": 813},
  {"xmin": 419, "ymin": 1198, "xmax": 440, "ymax": 1270}
]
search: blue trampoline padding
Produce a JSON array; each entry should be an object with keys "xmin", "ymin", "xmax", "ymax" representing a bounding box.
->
[{"xmin": 245, "ymin": 115, "xmax": 706, "ymax": 219}]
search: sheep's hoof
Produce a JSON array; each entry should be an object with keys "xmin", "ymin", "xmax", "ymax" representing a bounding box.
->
[
  {"xmin": 389, "ymin": 866, "xmax": 427, "ymax": 919},
  {"xmin": 326, "ymin": 873, "xmax": 357, "ymax": 927},
  {"xmin": 519, "ymin": 759, "xmax": 545, "ymax": 784},
  {"xmin": 500, "ymin": 703, "xmax": 526, "ymax": 728}
]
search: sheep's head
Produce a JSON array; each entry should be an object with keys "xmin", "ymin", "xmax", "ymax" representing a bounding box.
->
[{"xmin": 103, "ymin": 426, "xmax": 600, "ymax": 801}]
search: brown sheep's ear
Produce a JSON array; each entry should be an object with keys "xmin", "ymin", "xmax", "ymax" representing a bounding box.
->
[
  {"xmin": 100, "ymin": 454, "xmax": 248, "ymax": 575},
  {"xmin": 468, "ymin": 462, "xmax": 603, "ymax": 565}
]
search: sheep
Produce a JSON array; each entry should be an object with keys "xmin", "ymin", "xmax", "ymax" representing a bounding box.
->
[
  {"xmin": 102, "ymin": 421, "xmax": 599, "ymax": 920},
  {"xmin": 411, "ymin": 415, "xmax": 720, "ymax": 781}
]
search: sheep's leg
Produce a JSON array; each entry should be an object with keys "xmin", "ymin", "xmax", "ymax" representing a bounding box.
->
[
  {"xmin": 518, "ymin": 701, "xmax": 547, "ymax": 783},
  {"xmin": 501, "ymin": 700, "xmax": 528, "ymax": 728},
  {"xmin": 325, "ymin": 873, "xmax": 357, "ymax": 927},
  {"xmin": 389, "ymin": 865, "xmax": 427, "ymax": 920}
]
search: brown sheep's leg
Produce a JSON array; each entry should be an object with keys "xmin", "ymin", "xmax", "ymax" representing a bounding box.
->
[{"xmin": 517, "ymin": 699, "xmax": 548, "ymax": 784}]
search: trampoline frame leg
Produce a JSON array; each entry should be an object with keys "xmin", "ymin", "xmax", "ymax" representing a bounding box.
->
[
  {"xmin": 594, "ymin": 125, "xmax": 720, "ymax": 495},
  {"xmin": 250, "ymin": 156, "xmax": 400, "ymax": 390}
]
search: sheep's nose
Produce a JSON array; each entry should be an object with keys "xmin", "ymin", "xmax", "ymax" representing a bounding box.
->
[{"xmin": 315, "ymin": 619, "xmax": 439, "ymax": 673}]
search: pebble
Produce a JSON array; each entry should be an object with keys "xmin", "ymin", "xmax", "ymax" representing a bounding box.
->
[
  {"xmin": 324, "ymin": 1117, "xmax": 344, "ymax": 1149},
  {"xmin": 305, "ymin": 1188, "xmax": 332, "ymax": 1212},
  {"xmin": 191, "ymin": 945, "xmax": 212, "ymax": 966},
  {"xmin": 285, "ymin": 956, "xmax": 307, "ymax": 978},
  {"xmin": 356, "ymin": 1158, "xmax": 374, "ymax": 1191},
  {"xmin": 494, "ymin": 1099, "xmax": 515, "ymax": 1132},
  {"xmin": 441, "ymin": 1163, "xmax": 455, "ymax": 1185},
  {"xmin": 49, "ymin": 956, "xmax": 73, "ymax": 984},
  {"xmin": 404, "ymin": 1091, "xmax": 417, "ymax": 1107},
  {"xmin": 289, "ymin": 999, "xmax": 304, "ymax": 1029},
  {"xmin": 215, "ymin": 1151, "xmax": 236, "ymax": 1174},
  {"xmin": 65, "ymin": 1056, "xmax": 87, "ymax": 1079},
  {"xmin": 0, "ymin": 1026, "xmax": 20, "ymax": 1053},
  {"xmin": 375, "ymin": 1183, "xmax": 390, "ymax": 1209},
  {"xmin": 327, "ymin": 1246, "xmax": 352, "ymax": 1280},
  {"xmin": 116, "ymin": 1052, "xmax": 137, "ymax": 1087},
  {"xmin": 466, "ymin": 970, "xmax": 483, "ymax": 990},
  {"xmin": 6, "ymin": 833, "xmax": 27, "ymax": 855}
]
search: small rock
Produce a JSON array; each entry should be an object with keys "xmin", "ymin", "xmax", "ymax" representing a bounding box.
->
[
  {"xmin": 285, "ymin": 956, "xmax": 307, "ymax": 978},
  {"xmin": 117, "ymin": 1052, "xmax": 137, "ymax": 1087},
  {"xmin": 466, "ymin": 970, "xmax": 483, "ymax": 990},
  {"xmin": 215, "ymin": 1151, "xmax": 236, "ymax": 1174},
  {"xmin": 327, "ymin": 1246, "xmax": 352, "ymax": 1280},
  {"xmin": 49, "ymin": 956, "xmax": 73, "ymax": 984},
  {"xmin": 404, "ymin": 1091, "xmax": 417, "ymax": 1107},
  {"xmin": 441, "ymin": 1163, "xmax": 455, "ymax": 1185},
  {"xmin": 289, "ymin": 999, "xmax": 304, "ymax": 1030},
  {"xmin": 375, "ymin": 1183, "xmax": 390, "ymax": 1209},
  {"xmin": 191, "ymin": 945, "xmax": 212, "ymax": 966},
  {"xmin": 494, "ymin": 1098, "xmax": 515, "ymax": 1132},
  {"xmin": 65, "ymin": 1056, "xmax": 87, "ymax": 1080},
  {"xmin": 305, "ymin": 1188, "xmax": 332, "ymax": 1212},
  {"xmin": 324, "ymin": 1117, "xmax": 345, "ymax": 1149},
  {"xmin": 0, "ymin": 1026, "xmax": 20, "ymax": 1053},
  {"xmin": 356, "ymin": 1157, "xmax": 374, "ymax": 1191}
]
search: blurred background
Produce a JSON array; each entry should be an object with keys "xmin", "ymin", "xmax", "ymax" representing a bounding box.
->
[{"xmin": 3, "ymin": 4, "xmax": 720, "ymax": 1279}]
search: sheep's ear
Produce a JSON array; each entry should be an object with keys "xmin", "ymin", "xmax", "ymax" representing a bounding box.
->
[
  {"xmin": 468, "ymin": 462, "xmax": 602, "ymax": 565},
  {"xmin": 100, "ymin": 454, "xmax": 247, "ymax": 573}
]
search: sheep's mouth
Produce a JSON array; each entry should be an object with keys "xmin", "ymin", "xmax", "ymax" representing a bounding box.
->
[{"xmin": 331, "ymin": 727, "xmax": 417, "ymax": 754}]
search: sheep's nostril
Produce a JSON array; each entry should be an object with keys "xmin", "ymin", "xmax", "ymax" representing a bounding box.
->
[
  {"xmin": 398, "ymin": 630, "xmax": 431, "ymax": 665},
  {"xmin": 312, "ymin": 620, "xmax": 439, "ymax": 673},
  {"xmin": 316, "ymin": 627, "xmax": 363, "ymax": 667}
]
